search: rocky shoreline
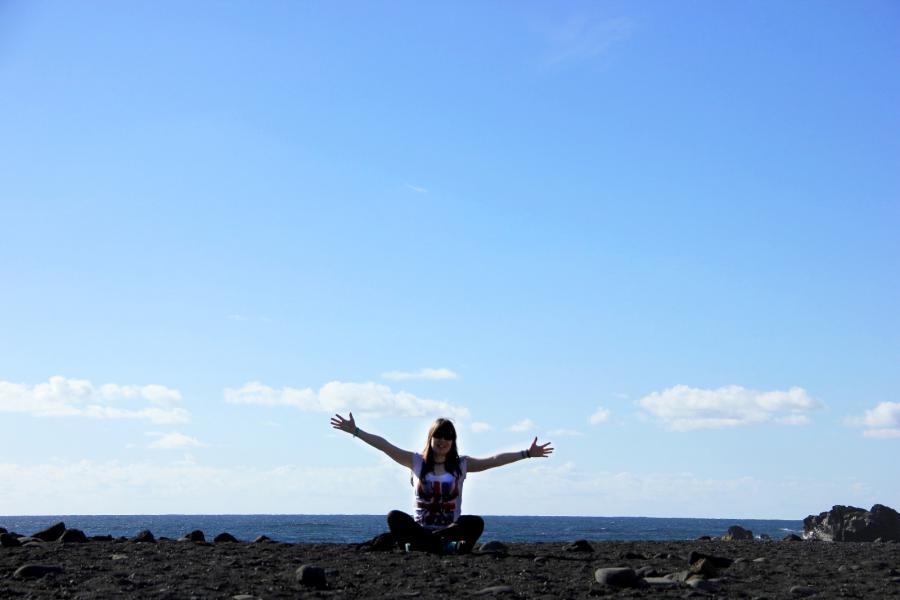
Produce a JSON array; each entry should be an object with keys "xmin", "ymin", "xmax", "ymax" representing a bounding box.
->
[{"xmin": 2, "ymin": 523, "xmax": 900, "ymax": 598}]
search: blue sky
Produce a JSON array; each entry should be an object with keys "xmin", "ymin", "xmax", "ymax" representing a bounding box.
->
[{"xmin": 1, "ymin": 1, "xmax": 898, "ymax": 518}]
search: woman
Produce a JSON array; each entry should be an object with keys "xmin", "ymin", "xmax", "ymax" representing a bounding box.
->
[{"xmin": 330, "ymin": 412, "xmax": 553, "ymax": 553}]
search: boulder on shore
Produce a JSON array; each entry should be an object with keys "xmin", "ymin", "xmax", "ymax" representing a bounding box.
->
[
  {"xmin": 804, "ymin": 504, "xmax": 900, "ymax": 542},
  {"xmin": 723, "ymin": 525, "xmax": 754, "ymax": 541}
]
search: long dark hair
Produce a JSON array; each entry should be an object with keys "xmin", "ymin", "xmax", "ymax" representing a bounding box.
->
[{"xmin": 419, "ymin": 418, "xmax": 461, "ymax": 480}]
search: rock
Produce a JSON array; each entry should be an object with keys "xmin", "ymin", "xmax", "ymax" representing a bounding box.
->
[
  {"xmin": 688, "ymin": 551, "xmax": 733, "ymax": 569},
  {"xmin": 635, "ymin": 566, "xmax": 660, "ymax": 577},
  {"xmin": 689, "ymin": 558, "xmax": 720, "ymax": 578},
  {"xmin": 476, "ymin": 541, "xmax": 509, "ymax": 555},
  {"xmin": 760, "ymin": 533, "xmax": 771, "ymax": 540},
  {"xmin": 687, "ymin": 579, "xmax": 720, "ymax": 592},
  {"xmin": 472, "ymin": 586, "xmax": 515, "ymax": 595},
  {"xmin": 594, "ymin": 567, "xmax": 638, "ymax": 587},
  {"xmin": 564, "ymin": 539, "xmax": 594, "ymax": 552},
  {"xmin": 804, "ymin": 504, "xmax": 900, "ymax": 542},
  {"xmin": 790, "ymin": 585, "xmax": 818, "ymax": 596},
  {"xmin": 356, "ymin": 532, "xmax": 394, "ymax": 551},
  {"xmin": 252, "ymin": 535, "xmax": 273, "ymax": 543},
  {"xmin": 180, "ymin": 530, "xmax": 206, "ymax": 543},
  {"xmin": 533, "ymin": 556, "xmax": 548, "ymax": 565},
  {"xmin": 0, "ymin": 527, "xmax": 6, "ymax": 534},
  {"xmin": 59, "ymin": 528, "xmax": 88, "ymax": 543},
  {"xmin": 131, "ymin": 530, "xmax": 156, "ymax": 543},
  {"xmin": 722, "ymin": 525, "xmax": 753, "ymax": 541},
  {"xmin": 643, "ymin": 577, "xmax": 680, "ymax": 588},
  {"xmin": 32, "ymin": 522, "xmax": 66, "ymax": 542},
  {"xmin": 1, "ymin": 533, "xmax": 22, "ymax": 547},
  {"xmin": 696, "ymin": 535, "xmax": 713, "ymax": 541},
  {"xmin": 91, "ymin": 535, "xmax": 114, "ymax": 542},
  {"xmin": 233, "ymin": 596, "xmax": 261, "ymax": 600},
  {"xmin": 295, "ymin": 564, "xmax": 327, "ymax": 589},
  {"xmin": 620, "ymin": 551, "xmax": 647, "ymax": 559},
  {"xmin": 214, "ymin": 532, "xmax": 239, "ymax": 543},
  {"xmin": 783, "ymin": 534, "xmax": 803, "ymax": 542},
  {"xmin": 13, "ymin": 564, "xmax": 64, "ymax": 579}
]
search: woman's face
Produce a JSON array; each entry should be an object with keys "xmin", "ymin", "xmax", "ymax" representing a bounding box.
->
[{"xmin": 430, "ymin": 430, "xmax": 455, "ymax": 456}]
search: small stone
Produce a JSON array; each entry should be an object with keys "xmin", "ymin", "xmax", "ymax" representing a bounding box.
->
[
  {"xmin": 214, "ymin": 532, "xmax": 239, "ymax": 543},
  {"xmin": 752, "ymin": 557, "xmax": 767, "ymax": 563},
  {"xmin": 620, "ymin": 551, "xmax": 646, "ymax": 559},
  {"xmin": 472, "ymin": 586, "xmax": 515, "ymax": 595},
  {"xmin": 533, "ymin": 556, "xmax": 548, "ymax": 564},
  {"xmin": 0, "ymin": 533, "xmax": 21, "ymax": 547},
  {"xmin": 131, "ymin": 530, "xmax": 156, "ymax": 543},
  {"xmin": 783, "ymin": 534, "xmax": 803, "ymax": 542},
  {"xmin": 642, "ymin": 577, "xmax": 680, "ymax": 588},
  {"xmin": 59, "ymin": 528, "xmax": 88, "ymax": 543},
  {"xmin": 252, "ymin": 535, "xmax": 273, "ymax": 543},
  {"xmin": 594, "ymin": 567, "xmax": 638, "ymax": 587},
  {"xmin": 32, "ymin": 522, "xmax": 66, "ymax": 542},
  {"xmin": 564, "ymin": 539, "xmax": 594, "ymax": 552},
  {"xmin": 688, "ymin": 578, "xmax": 720, "ymax": 592},
  {"xmin": 13, "ymin": 564, "xmax": 63, "ymax": 579},
  {"xmin": 696, "ymin": 535, "xmax": 713, "ymax": 541},
  {"xmin": 233, "ymin": 596, "xmax": 261, "ymax": 600},
  {"xmin": 688, "ymin": 552, "xmax": 733, "ymax": 569},
  {"xmin": 296, "ymin": 564, "xmax": 327, "ymax": 589},
  {"xmin": 111, "ymin": 554, "xmax": 128, "ymax": 560},
  {"xmin": 790, "ymin": 585, "xmax": 818, "ymax": 597}
]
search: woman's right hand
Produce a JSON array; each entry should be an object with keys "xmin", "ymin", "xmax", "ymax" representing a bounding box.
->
[{"xmin": 330, "ymin": 412, "xmax": 356, "ymax": 435}]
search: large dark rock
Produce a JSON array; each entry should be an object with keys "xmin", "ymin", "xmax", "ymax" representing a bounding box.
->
[
  {"xmin": 180, "ymin": 530, "xmax": 206, "ymax": 543},
  {"xmin": 295, "ymin": 564, "xmax": 327, "ymax": 589},
  {"xmin": 59, "ymin": 528, "xmax": 88, "ymax": 543},
  {"xmin": 0, "ymin": 533, "xmax": 21, "ymax": 547},
  {"xmin": 214, "ymin": 532, "xmax": 239, "ymax": 543},
  {"xmin": 131, "ymin": 530, "xmax": 156, "ymax": 543},
  {"xmin": 804, "ymin": 504, "xmax": 900, "ymax": 542},
  {"xmin": 32, "ymin": 522, "xmax": 66, "ymax": 542},
  {"xmin": 722, "ymin": 525, "xmax": 754, "ymax": 540},
  {"xmin": 13, "ymin": 564, "xmax": 63, "ymax": 579}
]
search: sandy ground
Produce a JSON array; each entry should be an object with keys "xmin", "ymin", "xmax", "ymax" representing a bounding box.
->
[{"xmin": 2, "ymin": 536, "xmax": 899, "ymax": 598}]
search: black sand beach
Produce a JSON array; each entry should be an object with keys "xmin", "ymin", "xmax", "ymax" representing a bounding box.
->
[{"xmin": 2, "ymin": 532, "xmax": 899, "ymax": 598}]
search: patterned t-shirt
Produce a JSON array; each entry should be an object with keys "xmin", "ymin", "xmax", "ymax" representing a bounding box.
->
[{"xmin": 411, "ymin": 453, "xmax": 468, "ymax": 529}]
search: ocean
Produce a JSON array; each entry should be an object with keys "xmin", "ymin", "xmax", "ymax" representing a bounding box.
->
[{"xmin": 0, "ymin": 514, "xmax": 804, "ymax": 543}]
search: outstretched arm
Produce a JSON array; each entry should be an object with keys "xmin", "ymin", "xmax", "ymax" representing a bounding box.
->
[
  {"xmin": 330, "ymin": 412, "xmax": 414, "ymax": 470},
  {"xmin": 467, "ymin": 437, "xmax": 554, "ymax": 473}
]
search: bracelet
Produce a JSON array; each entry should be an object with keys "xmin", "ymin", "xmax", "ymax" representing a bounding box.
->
[{"xmin": 521, "ymin": 449, "xmax": 530, "ymax": 459}]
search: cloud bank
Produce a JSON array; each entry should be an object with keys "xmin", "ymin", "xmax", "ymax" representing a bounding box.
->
[
  {"xmin": 224, "ymin": 381, "xmax": 469, "ymax": 419},
  {"xmin": 846, "ymin": 401, "xmax": 900, "ymax": 438},
  {"xmin": 637, "ymin": 385, "xmax": 819, "ymax": 431},
  {"xmin": 0, "ymin": 376, "xmax": 189, "ymax": 424}
]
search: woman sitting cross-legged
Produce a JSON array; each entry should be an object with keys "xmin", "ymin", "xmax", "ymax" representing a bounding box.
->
[{"xmin": 330, "ymin": 413, "xmax": 553, "ymax": 554}]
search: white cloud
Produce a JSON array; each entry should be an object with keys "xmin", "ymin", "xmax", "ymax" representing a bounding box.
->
[
  {"xmin": 547, "ymin": 428, "xmax": 583, "ymax": 437},
  {"xmin": 542, "ymin": 16, "xmax": 633, "ymax": 68},
  {"xmin": 508, "ymin": 419, "xmax": 537, "ymax": 432},
  {"xmin": 148, "ymin": 432, "xmax": 207, "ymax": 450},
  {"xmin": 405, "ymin": 183, "xmax": 429, "ymax": 194},
  {"xmin": 381, "ymin": 368, "xmax": 458, "ymax": 381},
  {"xmin": 471, "ymin": 421, "xmax": 493, "ymax": 433},
  {"xmin": 846, "ymin": 402, "xmax": 900, "ymax": 439},
  {"xmin": 0, "ymin": 376, "xmax": 189, "ymax": 424},
  {"xmin": 775, "ymin": 414, "xmax": 810, "ymax": 426},
  {"xmin": 589, "ymin": 406, "xmax": 611, "ymax": 425},
  {"xmin": 225, "ymin": 380, "xmax": 469, "ymax": 419},
  {"xmin": 637, "ymin": 385, "xmax": 820, "ymax": 431}
]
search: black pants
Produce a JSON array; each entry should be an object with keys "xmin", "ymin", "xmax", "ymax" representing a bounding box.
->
[{"xmin": 387, "ymin": 510, "xmax": 484, "ymax": 552}]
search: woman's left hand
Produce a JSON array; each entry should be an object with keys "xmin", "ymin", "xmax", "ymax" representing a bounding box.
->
[{"xmin": 528, "ymin": 437, "xmax": 554, "ymax": 458}]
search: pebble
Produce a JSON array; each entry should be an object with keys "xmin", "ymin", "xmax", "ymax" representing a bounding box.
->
[
  {"xmin": 13, "ymin": 564, "xmax": 64, "ymax": 579},
  {"xmin": 790, "ymin": 585, "xmax": 818, "ymax": 597},
  {"xmin": 642, "ymin": 576, "xmax": 680, "ymax": 588},
  {"xmin": 687, "ymin": 578, "xmax": 720, "ymax": 592},
  {"xmin": 295, "ymin": 564, "xmax": 327, "ymax": 589},
  {"xmin": 594, "ymin": 567, "xmax": 638, "ymax": 587},
  {"xmin": 232, "ymin": 596, "xmax": 261, "ymax": 600},
  {"xmin": 477, "ymin": 541, "xmax": 509, "ymax": 555},
  {"xmin": 472, "ymin": 585, "xmax": 515, "ymax": 595}
]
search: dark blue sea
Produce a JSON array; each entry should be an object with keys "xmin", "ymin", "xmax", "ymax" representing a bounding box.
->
[{"xmin": 0, "ymin": 515, "xmax": 803, "ymax": 543}]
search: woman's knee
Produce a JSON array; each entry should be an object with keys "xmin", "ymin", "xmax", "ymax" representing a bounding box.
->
[
  {"xmin": 458, "ymin": 515, "xmax": 484, "ymax": 533},
  {"xmin": 387, "ymin": 510, "xmax": 412, "ymax": 528}
]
